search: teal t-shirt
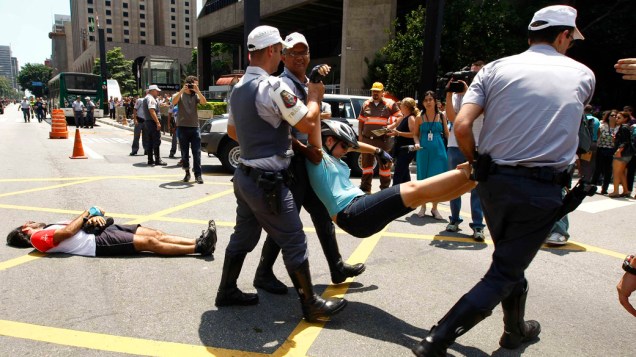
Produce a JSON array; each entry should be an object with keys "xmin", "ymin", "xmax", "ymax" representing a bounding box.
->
[
  {"xmin": 585, "ymin": 114, "xmax": 600, "ymax": 142},
  {"xmin": 306, "ymin": 154, "xmax": 365, "ymax": 217}
]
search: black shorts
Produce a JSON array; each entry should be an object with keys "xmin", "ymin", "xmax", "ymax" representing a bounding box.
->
[{"xmin": 94, "ymin": 224, "xmax": 140, "ymax": 256}]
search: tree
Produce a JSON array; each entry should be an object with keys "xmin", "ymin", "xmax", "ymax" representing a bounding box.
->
[
  {"xmin": 184, "ymin": 48, "xmax": 198, "ymax": 77},
  {"xmin": 17, "ymin": 63, "xmax": 52, "ymax": 97},
  {"xmin": 209, "ymin": 43, "xmax": 232, "ymax": 83},
  {"xmin": 93, "ymin": 47, "xmax": 136, "ymax": 96},
  {"xmin": 0, "ymin": 76, "xmax": 14, "ymax": 98}
]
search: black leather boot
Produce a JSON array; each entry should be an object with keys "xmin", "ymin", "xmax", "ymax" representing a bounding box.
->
[
  {"xmin": 253, "ymin": 237, "xmax": 288, "ymax": 294},
  {"xmin": 316, "ymin": 223, "xmax": 366, "ymax": 284},
  {"xmin": 289, "ymin": 259, "xmax": 347, "ymax": 322},
  {"xmin": 412, "ymin": 296, "xmax": 492, "ymax": 357},
  {"xmin": 215, "ymin": 253, "xmax": 259, "ymax": 307},
  {"xmin": 154, "ymin": 148, "xmax": 167, "ymax": 166},
  {"xmin": 147, "ymin": 150, "xmax": 154, "ymax": 166},
  {"xmin": 499, "ymin": 280, "xmax": 541, "ymax": 349}
]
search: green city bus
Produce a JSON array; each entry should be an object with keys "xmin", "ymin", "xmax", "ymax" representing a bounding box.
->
[{"xmin": 48, "ymin": 72, "xmax": 104, "ymax": 122}]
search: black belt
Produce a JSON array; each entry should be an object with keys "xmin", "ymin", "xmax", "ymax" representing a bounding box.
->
[
  {"xmin": 492, "ymin": 164, "xmax": 571, "ymax": 186},
  {"xmin": 238, "ymin": 163, "xmax": 291, "ymax": 184}
]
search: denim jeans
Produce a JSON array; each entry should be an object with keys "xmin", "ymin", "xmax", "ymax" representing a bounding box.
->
[
  {"xmin": 178, "ymin": 127, "xmax": 201, "ymax": 176},
  {"xmin": 447, "ymin": 147, "xmax": 484, "ymax": 229}
]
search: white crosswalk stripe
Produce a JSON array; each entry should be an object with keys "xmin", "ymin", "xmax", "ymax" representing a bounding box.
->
[
  {"xmin": 82, "ymin": 137, "xmax": 130, "ymax": 144},
  {"xmin": 577, "ymin": 198, "xmax": 635, "ymax": 213}
]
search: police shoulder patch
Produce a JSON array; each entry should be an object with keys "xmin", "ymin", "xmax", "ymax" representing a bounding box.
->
[{"xmin": 280, "ymin": 90, "xmax": 297, "ymax": 109}]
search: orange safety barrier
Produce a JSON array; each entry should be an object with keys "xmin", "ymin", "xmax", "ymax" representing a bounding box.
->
[
  {"xmin": 49, "ymin": 109, "xmax": 69, "ymax": 139},
  {"xmin": 69, "ymin": 128, "xmax": 88, "ymax": 159}
]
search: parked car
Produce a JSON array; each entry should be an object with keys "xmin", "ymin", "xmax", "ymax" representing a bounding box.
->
[{"xmin": 200, "ymin": 94, "xmax": 380, "ymax": 176}]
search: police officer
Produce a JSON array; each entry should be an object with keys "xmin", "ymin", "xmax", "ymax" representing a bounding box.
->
[
  {"xmin": 358, "ymin": 82, "xmax": 401, "ymax": 193},
  {"xmin": 85, "ymin": 96, "xmax": 95, "ymax": 129},
  {"xmin": 252, "ymin": 32, "xmax": 365, "ymax": 296},
  {"xmin": 214, "ymin": 25, "xmax": 347, "ymax": 322},
  {"xmin": 130, "ymin": 94, "xmax": 148, "ymax": 156},
  {"xmin": 143, "ymin": 85, "xmax": 167, "ymax": 166},
  {"xmin": 413, "ymin": 5, "xmax": 595, "ymax": 356}
]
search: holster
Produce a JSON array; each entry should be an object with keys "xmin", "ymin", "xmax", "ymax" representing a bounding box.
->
[
  {"xmin": 557, "ymin": 179, "xmax": 596, "ymax": 219},
  {"xmin": 258, "ymin": 172, "xmax": 284, "ymax": 215}
]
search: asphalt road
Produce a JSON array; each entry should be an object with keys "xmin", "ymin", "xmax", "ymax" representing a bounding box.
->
[{"xmin": 0, "ymin": 103, "xmax": 633, "ymax": 357}]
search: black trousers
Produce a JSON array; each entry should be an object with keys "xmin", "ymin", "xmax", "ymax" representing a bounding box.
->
[
  {"xmin": 392, "ymin": 149, "xmax": 415, "ymax": 186},
  {"xmin": 627, "ymin": 156, "xmax": 636, "ymax": 192},
  {"xmin": 144, "ymin": 120, "xmax": 161, "ymax": 157},
  {"xmin": 464, "ymin": 173, "xmax": 562, "ymax": 311},
  {"xmin": 592, "ymin": 147, "xmax": 614, "ymax": 191}
]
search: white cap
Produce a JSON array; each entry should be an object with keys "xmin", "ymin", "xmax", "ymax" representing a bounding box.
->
[
  {"xmin": 284, "ymin": 32, "xmax": 308, "ymax": 48},
  {"xmin": 85, "ymin": 96, "xmax": 91, "ymax": 100},
  {"xmin": 148, "ymin": 84, "xmax": 162, "ymax": 91},
  {"xmin": 528, "ymin": 5, "xmax": 584, "ymax": 40},
  {"xmin": 247, "ymin": 25, "xmax": 290, "ymax": 52}
]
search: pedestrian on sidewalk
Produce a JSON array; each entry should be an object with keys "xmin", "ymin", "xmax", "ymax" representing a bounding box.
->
[{"xmin": 19, "ymin": 97, "xmax": 30, "ymax": 123}]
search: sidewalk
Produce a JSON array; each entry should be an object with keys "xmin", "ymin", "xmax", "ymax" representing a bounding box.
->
[{"xmin": 95, "ymin": 116, "xmax": 175, "ymax": 143}]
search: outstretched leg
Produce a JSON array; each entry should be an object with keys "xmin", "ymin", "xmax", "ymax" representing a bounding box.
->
[
  {"xmin": 400, "ymin": 163, "xmax": 475, "ymax": 209},
  {"xmin": 132, "ymin": 235, "xmax": 195, "ymax": 255},
  {"xmin": 135, "ymin": 226, "xmax": 195, "ymax": 246}
]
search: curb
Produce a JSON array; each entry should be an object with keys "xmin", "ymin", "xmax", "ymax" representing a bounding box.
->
[{"xmin": 95, "ymin": 117, "xmax": 174, "ymax": 142}]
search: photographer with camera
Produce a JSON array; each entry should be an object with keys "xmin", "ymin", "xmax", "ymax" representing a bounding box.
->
[
  {"xmin": 413, "ymin": 5, "xmax": 595, "ymax": 356},
  {"xmin": 444, "ymin": 60, "xmax": 486, "ymax": 241},
  {"xmin": 171, "ymin": 76, "xmax": 207, "ymax": 183},
  {"xmin": 6, "ymin": 207, "xmax": 217, "ymax": 257}
]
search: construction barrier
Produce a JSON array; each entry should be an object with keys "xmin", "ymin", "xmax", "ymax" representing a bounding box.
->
[
  {"xmin": 69, "ymin": 128, "xmax": 88, "ymax": 159},
  {"xmin": 49, "ymin": 109, "xmax": 69, "ymax": 139}
]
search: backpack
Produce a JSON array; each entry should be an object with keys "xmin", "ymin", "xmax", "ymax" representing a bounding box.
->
[{"xmin": 577, "ymin": 114, "xmax": 593, "ymax": 155}]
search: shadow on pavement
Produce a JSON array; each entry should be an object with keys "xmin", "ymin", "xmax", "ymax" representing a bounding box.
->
[{"xmin": 429, "ymin": 238, "xmax": 487, "ymax": 251}]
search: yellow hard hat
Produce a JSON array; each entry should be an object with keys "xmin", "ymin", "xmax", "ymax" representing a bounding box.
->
[{"xmin": 370, "ymin": 82, "xmax": 384, "ymax": 91}]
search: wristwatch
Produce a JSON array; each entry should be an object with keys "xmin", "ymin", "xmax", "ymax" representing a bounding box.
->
[{"xmin": 623, "ymin": 255, "xmax": 636, "ymax": 275}]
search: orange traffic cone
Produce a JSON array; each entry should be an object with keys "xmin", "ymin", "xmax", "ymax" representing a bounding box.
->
[
  {"xmin": 49, "ymin": 109, "xmax": 69, "ymax": 139},
  {"xmin": 69, "ymin": 128, "xmax": 88, "ymax": 159}
]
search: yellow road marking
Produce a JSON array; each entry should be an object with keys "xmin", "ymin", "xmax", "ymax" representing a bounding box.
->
[
  {"xmin": 0, "ymin": 174, "xmax": 181, "ymax": 183},
  {"xmin": 0, "ymin": 319, "xmax": 266, "ymax": 357},
  {"xmin": 0, "ymin": 252, "xmax": 46, "ymax": 271},
  {"xmin": 0, "ymin": 178, "xmax": 101, "ymax": 198},
  {"xmin": 125, "ymin": 189, "xmax": 235, "ymax": 225},
  {"xmin": 273, "ymin": 229, "xmax": 385, "ymax": 357}
]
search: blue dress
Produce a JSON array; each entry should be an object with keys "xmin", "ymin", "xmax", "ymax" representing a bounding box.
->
[{"xmin": 416, "ymin": 120, "xmax": 448, "ymax": 180}]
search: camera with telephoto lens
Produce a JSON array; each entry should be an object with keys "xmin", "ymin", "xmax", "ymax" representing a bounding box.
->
[{"xmin": 309, "ymin": 65, "xmax": 326, "ymax": 83}]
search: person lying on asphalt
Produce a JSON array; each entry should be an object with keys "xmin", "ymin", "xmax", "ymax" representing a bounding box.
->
[{"xmin": 6, "ymin": 206, "xmax": 217, "ymax": 257}]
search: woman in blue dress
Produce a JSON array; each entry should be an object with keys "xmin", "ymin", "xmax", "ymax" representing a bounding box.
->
[{"xmin": 414, "ymin": 91, "xmax": 449, "ymax": 219}]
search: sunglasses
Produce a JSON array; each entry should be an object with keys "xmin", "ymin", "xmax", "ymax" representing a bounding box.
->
[{"xmin": 338, "ymin": 141, "xmax": 349, "ymax": 151}]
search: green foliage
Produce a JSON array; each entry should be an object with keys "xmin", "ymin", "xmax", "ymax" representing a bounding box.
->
[
  {"xmin": 184, "ymin": 48, "xmax": 198, "ymax": 77},
  {"xmin": 210, "ymin": 43, "xmax": 232, "ymax": 83},
  {"xmin": 197, "ymin": 102, "xmax": 227, "ymax": 114},
  {"xmin": 362, "ymin": 53, "xmax": 389, "ymax": 91},
  {"xmin": 379, "ymin": 5, "xmax": 426, "ymax": 98},
  {"xmin": 93, "ymin": 48, "xmax": 136, "ymax": 96},
  {"xmin": 0, "ymin": 76, "xmax": 14, "ymax": 97},
  {"xmin": 17, "ymin": 63, "xmax": 52, "ymax": 96}
]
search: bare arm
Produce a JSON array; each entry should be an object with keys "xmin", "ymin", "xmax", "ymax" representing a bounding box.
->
[
  {"xmin": 149, "ymin": 108, "xmax": 161, "ymax": 129},
  {"xmin": 412, "ymin": 115, "xmax": 422, "ymax": 148},
  {"xmin": 454, "ymin": 103, "xmax": 483, "ymax": 162},
  {"xmin": 291, "ymin": 81, "xmax": 323, "ymax": 134},
  {"xmin": 52, "ymin": 207, "xmax": 104, "ymax": 244}
]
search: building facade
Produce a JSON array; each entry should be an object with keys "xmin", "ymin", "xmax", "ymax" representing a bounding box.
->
[
  {"xmin": 0, "ymin": 46, "xmax": 18, "ymax": 91},
  {"xmin": 53, "ymin": 0, "xmax": 195, "ymax": 85}
]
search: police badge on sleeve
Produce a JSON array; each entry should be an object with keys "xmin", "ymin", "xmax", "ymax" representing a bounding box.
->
[{"xmin": 280, "ymin": 90, "xmax": 297, "ymax": 108}]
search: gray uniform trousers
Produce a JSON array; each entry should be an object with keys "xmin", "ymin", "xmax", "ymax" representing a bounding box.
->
[{"xmin": 226, "ymin": 167, "xmax": 308, "ymax": 271}]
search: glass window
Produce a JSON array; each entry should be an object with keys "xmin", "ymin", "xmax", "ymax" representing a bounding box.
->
[
  {"xmin": 107, "ymin": 37, "xmax": 113, "ymax": 42},
  {"xmin": 185, "ymin": 25, "xmax": 189, "ymax": 30},
  {"xmin": 140, "ymin": 4, "xmax": 145, "ymax": 10},
  {"xmin": 106, "ymin": 9, "xmax": 111, "ymax": 15},
  {"xmin": 171, "ymin": 15, "xmax": 175, "ymax": 21},
  {"xmin": 105, "ymin": 0, "xmax": 111, "ymax": 6},
  {"xmin": 89, "ymin": 35, "xmax": 95, "ymax": 42},
  {"xmin": 171, "ymin": 31, "xmax": 176, "ymax": 36},
  {"xmin": 140, "ymin": 22, "xmax": 145, "ymax": 28},
  {"xmin": 123, "ymin": 12, "xmax": 128, "ymax": 17},
  {"xmin": 106, "ymin": 19, "xmax": 112, "ymax": 25},
  {"xmin": 106, "ymin": 28, "xmax": 112, "ymax": 34},
  {"xmin": 185, "ymin": 33, "xmax": 190, "ymax": 38},
  {"xmin": 171, "ymin": 8, "xmax": 175, "ymax": 13},
  {"xmin": 124, "ymin": 21, "xmax": 129, "ymax": 26},
  {"xmin": 124, "ymin": 29, "xmax": 129, "ymax": 35},
  {"xmin": 171, "ymin": 39, "xmax": 176, "ymax": 45},
  {"xmin": 141, "ymin": 31, "xmax": 146, "ymax": 36},
  {"xmin": 87, "ymin": 0, "xmax": 93, "ymax": 3},
  {"xmin": 186, "ymin": 41, "xmax": 190, "ymax": 46},
  {"xmin": 171, "ymin": 24, "xmax": 176, "ymax": 29},
  {"xmin": 185, "ymin": 9, "xmax": 189, "ymax": 14},
  {"xmin": 88, "ymin": 8, "xmax": 93, "ymax": 14},
  {"xmin": 185, "ymin": 17, "xmax": 190, "ymax": 23},
  {"xmin": 185, "ymin": 1, "xmax": 189, "ymax": 5},
  {"xmin": 140, "ymin": 14, "xmax": 145, "ymax": 19},
  {"xmin": 124, "ymin": 38, "xmax": 130, "ymax": 43},
  {"xmin": 141, "ymin": 40, "xmax": 146, "ymax": 45},
  {"xmin": 123, "ymin": 3, "xmax": 128, "ymax": 8},
  {"xmin": 171, "ymin": 0, "xmax": 175, "ymax": 4}
]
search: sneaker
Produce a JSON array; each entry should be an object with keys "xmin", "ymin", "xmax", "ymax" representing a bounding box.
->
[
  {"xmin": 169, "ymin": 153, "xmax": 175, "ymax": 158},
  {"xmin": 195, "ymin": 220, "xmax": 217, "ymax": 255},
  {"xmin": 473, "ymin": 227, "xmax": 485, "ymax": 242},
  {"xmin": 545, "ymin": 232, "xmax": 568, "ymax": 246},
  {"xmin": 446, "ymin": 220, "xmax": 460, "ymax": 232},
  {"xmin": 195, "ymin": 175, "xmax": 204, "ymax": 184}
]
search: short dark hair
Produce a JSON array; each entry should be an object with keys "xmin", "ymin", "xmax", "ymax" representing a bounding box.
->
[
  {"xmin": 472, "ymin": 60, "xmax": 486, "ymax": 67},
  {"xmin": 6, "ymin": 227, "xmax": 33, "ymax": 248},
  {"xmin": 584, "ymin": 104, "xmax": 593, "ymax": 113},
  {"xmin": 528, "ymin": 24, "xmax": 573, "ymax": 44},
  {"xmin": 185, "ymin": 75, "xmax": 198, "ymax": 84}
]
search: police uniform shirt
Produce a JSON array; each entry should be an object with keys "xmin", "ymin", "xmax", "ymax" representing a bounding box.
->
[
  {"xmin": 72, "ymin": 100, "xmax": 85, "ymax": 112},
  {"xmin": 144, "ymin": 94, "xmax": 159, "ymax": 120},
  {"xmin": 280, "ymin": 67, "xmax": 309, "ymax": 142},
  {"xmin": 20, "ymin": 100, "xmax": 30, "ymax": 109},
  {"xmin": 134, "ymin": 98, "xmax": 145, "ymax": 120},
  {"xmin": 228, "ymin": 66, "xmax": 309, "ymax": 171},
  {"xmin": 463, "ymin": 44, "xmax": 595, "ymax": 171}
]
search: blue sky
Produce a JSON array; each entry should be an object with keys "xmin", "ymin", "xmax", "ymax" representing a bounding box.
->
[{"xmin": 0, "ymin": 0, "xmax": 204, "ymax": 70}]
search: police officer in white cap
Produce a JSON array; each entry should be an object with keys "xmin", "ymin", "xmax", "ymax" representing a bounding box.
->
[
  {"xmin": 413, "ymin": 5, "xmax": 595, "ymax": 356},
  {"xmin": 214, "ymin": 25, "xmax": 347, "ymax": 322}
]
